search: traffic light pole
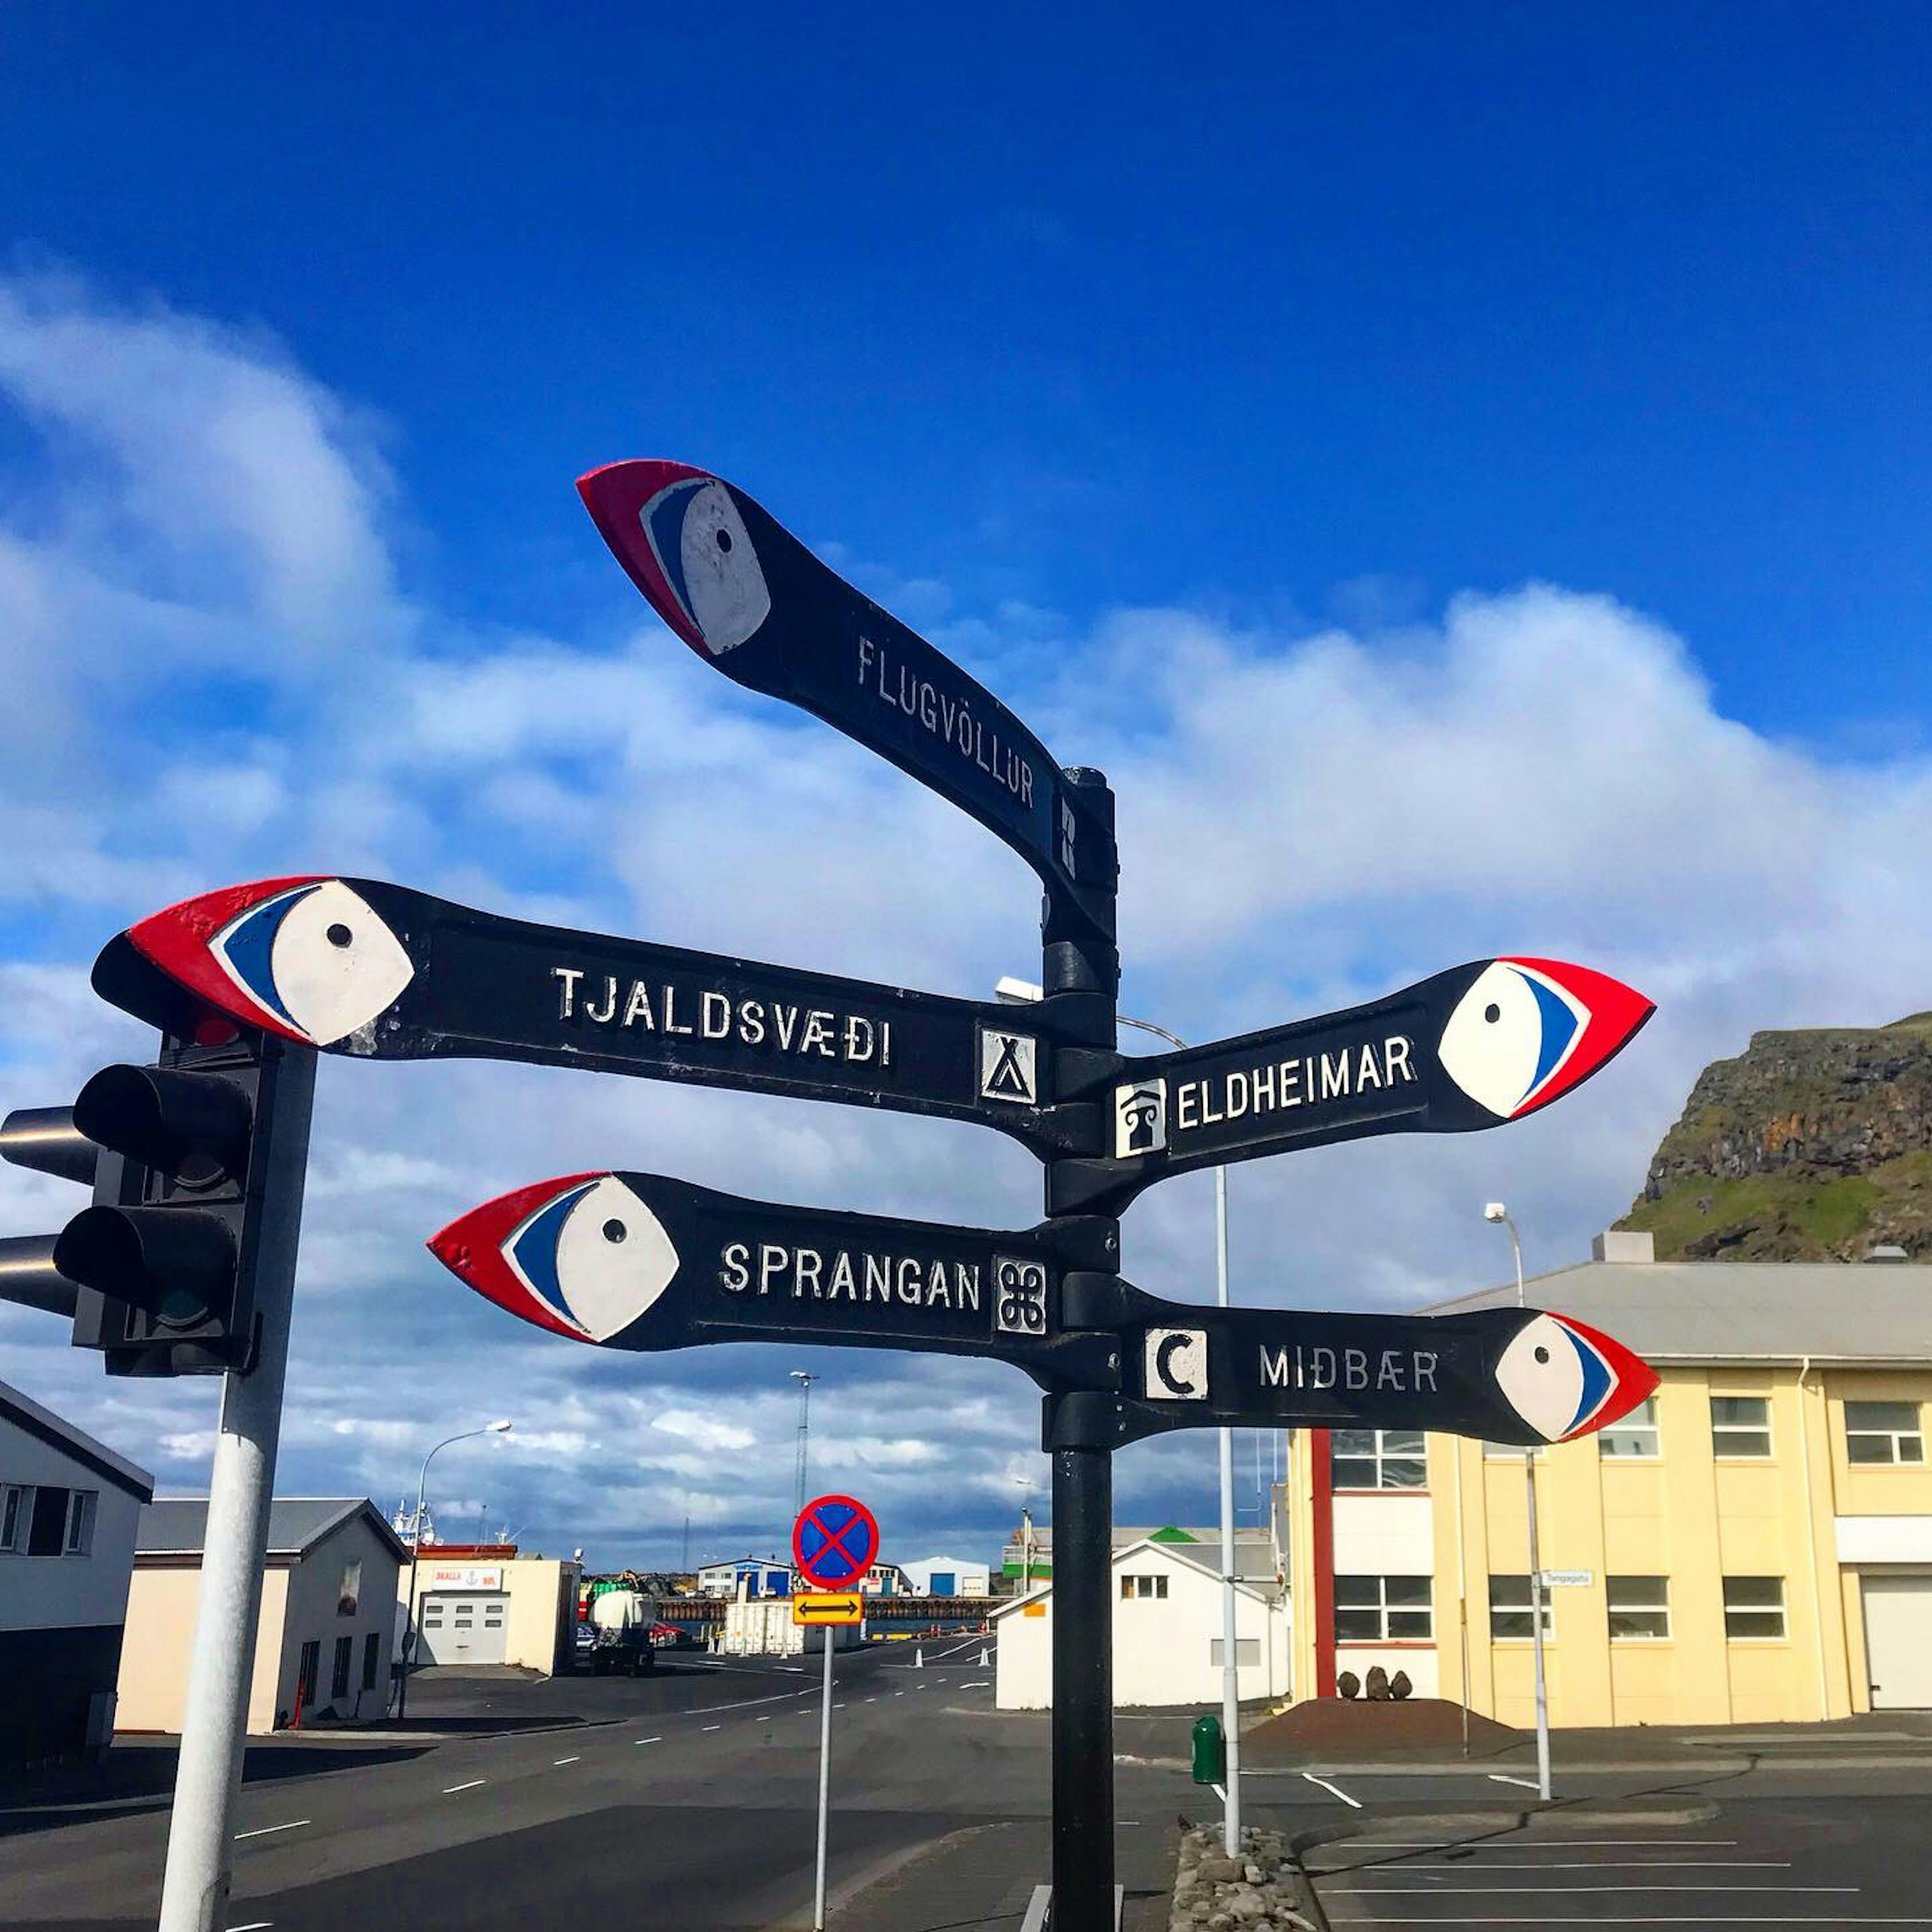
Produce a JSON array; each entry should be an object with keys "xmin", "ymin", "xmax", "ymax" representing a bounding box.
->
[
  {"xmin": 157, "ymin": 1041, "xmax": 315, "ymax": 1932},
  {"xmin": 1042, "ymin": 770, "xmax": 1120, "ymax": 1932}
]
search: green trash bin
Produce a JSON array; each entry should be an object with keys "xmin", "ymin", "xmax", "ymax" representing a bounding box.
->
[{"xmin": 1191, "ymin": 1711, "xmax": 1226, "ymax": 1785}]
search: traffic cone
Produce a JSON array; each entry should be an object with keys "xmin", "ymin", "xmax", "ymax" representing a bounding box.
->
[
  {"xmin": 979, "ymin": 1646, "xmax": 990, "ymax": 1668},
  {"xmin": 914, "ymin": 1647, "xmax": 923, "ymax": 1668}
]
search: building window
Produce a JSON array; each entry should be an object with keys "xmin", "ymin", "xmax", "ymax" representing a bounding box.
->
[
  {"xmin": 337, "ymin": 1559, "xmax": 362, "ymax": 1615},
  {"xmin": 1723, "ymin": 1575, "xmax": 1786, "ymax": 1640},
  {"xmin": 1845, "ymin": 1401, "xmax": 1925, "ymax": 1466},
  {"xmin": 1607, "ymin": 1575, "xmax": 1671, "ymax": 1639},
  {"xmin": 1119, "ymin": 1574, "xmax": 1168, "ymax": 1600},
  {"xmin": 0, "ymin": 1484, "xmax": 30, "ymax": 1553},
  {"xmin": 361, "ymin": 1632, "xmax": 380, "ymax": 1692},
  {"xmin": 1600, "ymin": 1397, "xmax": 1661, "ymax": 1459},
  {"xmin": 63, "ymin": 1490, "xmax": 96, "ymax": 1556},
  {"xmin": 1712, "ymin": 1395, "xmax": 1772, "ymax": 1457},
  {"xmin": 1210, "ymin": 1638, "xmax": 1261, "ymax": 1667},
  {"xmin": 1483, "ymin": 1441, "xmax": 1545, "ymax": 1460},
  {"xmin": 1489, "ymin": 1575, "xmax": 1554, "ymax": 1641},
  {"xmin": 297, "ymin": 1640, "xmax": 320, "ymax": 1706},
  {"xmin": 26, "ymin": 1485, "xmax": 71, "ymax": 1556},
  {"xmin": 1332, "ymin": 1428, "xmax": 1426, "ymax": 1490},
  {"xmin": 331, "ymin": 1635, "xmax": 352, "ymax": 1701},
  {"xmin": 1335, "ymin": 1575, "xmax": 1433, "ymax": 1642}
]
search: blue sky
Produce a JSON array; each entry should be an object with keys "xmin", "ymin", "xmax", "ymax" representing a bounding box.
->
[{"xmin": 1, "ymin": 6, "xmax": 1928, "ymax": 1569}]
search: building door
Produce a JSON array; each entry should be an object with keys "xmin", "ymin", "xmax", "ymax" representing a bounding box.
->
[
  {"xmin": 1864, "ymin": 1576, "xmax": 1932, "ymax": 1709},
  {"xmin": 419, "ymin": 1592, "xmax": 509, "ymax": 1664}
]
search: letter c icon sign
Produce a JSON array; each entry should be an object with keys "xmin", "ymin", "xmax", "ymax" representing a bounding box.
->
[
  {"xmin": 1145, "ymin": 1328, "xmax": 1210, "ymax": 1401},
  {"xmin": 1157, "ymin": 1333, "xmax": 1195, "ymax": 1395}
]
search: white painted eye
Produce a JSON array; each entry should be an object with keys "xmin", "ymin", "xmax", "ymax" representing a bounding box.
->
[
  {"xmin": 212, "ymin": 880, "xmax": 414, "ymax": 1046},
  {"xmin": 1495, "ymin": 1314, "xmax": 1587, "ymax": 1441},
  {"xmin": 640, "ymin": 477, "xmax": 770, "ymax": 656},
  {"xmin": 1439, "ymin": 962, "xmax": 1553, "ymax": 1118},
  {"xmin": 552, "ymin": 1177, "xmax": 679, "ymax": 1342}
]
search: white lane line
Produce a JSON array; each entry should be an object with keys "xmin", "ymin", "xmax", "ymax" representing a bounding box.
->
[
  {"xmin": 229, "ymin": 1922, "xmax": 275, "ymax": 1930},
  {"xmin": 1344, "ymin": 1887, "xmax": 1858, "ymax": 1897},
  {"xmin": 1487, "ymin": 1773, "xmax": 1545, "ymax": 1790},
  {"xmin": 233, "ymin": 1820, "xmax": 308, "ymax": 1841},
  {"xmin": 1339, "ymin": 1839, "xmax": 1739, "ymax": 1849},
  {"xmin": 701, "ymin": 1724, "xmax": 722, "ymax": 1732},
  {"xmin": 865, "ymin": 1696, "xmax": 877, "ymax": 1703},
  {"xmin": 894, "ymin": 1690, "xmax": 905, "ymax": 1697},
  {"xmin": 1301, "ymin": 1772, "xmax": 1361, "ymax": 1808},
  {"xmin": 552, "ymin": 1756, "xmax": 579, "ymax": 1766},
  {"xmin": 442, "ymin": 1780, "xmax": 487, "ymax": 1794},
  {"xmin": 835, "ymin": 1702, "xmax": 846, "ymax": 1709},
  {"xmin": 757, "ymin": 1715, "xmax": 773, "ymax": 1722},
  {"xmin": 1392, "ymin": 1861, "xmax": 1792, "ymax": 1871},
  {"xmin": 636, "ymin": 1736, "xmax": 662, "ymax": 1745},
  {"xmin": 959, "ymin": 1679, "xmax": 991, "ymax": 1687}
]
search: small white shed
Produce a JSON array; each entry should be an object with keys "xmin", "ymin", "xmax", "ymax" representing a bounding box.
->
[{"xmin": 992, "ymin": 1536, "xmax": 1289, "ymax": 1711}]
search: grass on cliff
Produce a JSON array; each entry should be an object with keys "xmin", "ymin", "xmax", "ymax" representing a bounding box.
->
[{"xmin": 1623, "ymin": 1152, "xmax": 1932, "ymax": 1259}]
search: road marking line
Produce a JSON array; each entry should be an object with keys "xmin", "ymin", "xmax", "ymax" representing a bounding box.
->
[
  {"xmin": 442, "ymin": 1780, "xmax": 487, "ymax": 1794},
  {"xmin": 835, "ymin": 1702, "xmax": 846, "ymax": 1709},
  {"xmin": 701, "ymin": 1724, "xmax": 722, "ymax": 1732},
  {"xmin": 1487, "ymin": 1773, "xmax": 1544, "ymax": 1790},
  {"xmin": 960, "ymin": 1679, "xmax": 991, "ymax": 1687},
  {"xmin": 1391, "ymin": 1862, "xmax": 1792, "ymax": 1871},
  {"xmin": 865, "ymin": 1696, "xmax": 877, "ymax": 1703},
  {"xmin": 758, "ymin": 1715, "xmax": 773, "ymax": 1722},
  {"xmin": 229, "ymin": 1922, "xmax": 275, "ymax": 1930},
  {"xmin": 636, "ymin": 1736, "xmax": 662, "ymax": 1745},
  {"xmin": 552, "ymin": 1756, "xmax": 579, "ymax": 1766},
  {"xmin": 894, "ymin": 1690, "xmax": 905, "ymax": 1697},
  {"xmin": 1339, "ymin": 1840, "xmax": 1738, "ymax": 1849},
  {"xmin": 233, "ymin": 1820, "xmax": 307, "ymax": 1840},
  {"xmin": 1344, "ymin": 1887, "xmax": 1859, "ymax": 1897},
  {"xmin": 1301, "ymin": 1772, "xmax": 1361, "ymax": 1807}
]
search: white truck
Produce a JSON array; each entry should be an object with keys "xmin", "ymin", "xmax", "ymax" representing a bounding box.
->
[{"xmin": 587, "ymin": 1587, "xmax": 658, "ymax": 1674}]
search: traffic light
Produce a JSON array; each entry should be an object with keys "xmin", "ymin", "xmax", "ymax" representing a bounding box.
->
[{"xmin": 0, "ymin": 935, "xmax": 314, "ymax": 1376}]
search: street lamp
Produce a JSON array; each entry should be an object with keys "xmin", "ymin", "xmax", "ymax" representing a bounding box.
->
[
  {"xmin": 396, "ymin": 1419, "xmax": 512, "ymax": 1720},
  {"xmin": 1484, "ymin": 1202, "xmax": 1552, "ymax": 1802},
  {"xmin": 1010, "ymin": 1476, "xmax": 1037, "ymax": 1594},
  {"xmin": 996, "ymin": 975, "xmax": 1245, "ymax": 1857}
]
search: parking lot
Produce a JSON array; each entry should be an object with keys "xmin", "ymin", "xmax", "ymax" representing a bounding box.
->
[{"xmin": 1304, "ymin": 1794, "xmax": 1932, "ymax": 1927}]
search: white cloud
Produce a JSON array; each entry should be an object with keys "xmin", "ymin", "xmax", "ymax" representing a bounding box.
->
[{"xmin": 2, "ymin": 269, "xmax": 1929, "ymax": 1568}]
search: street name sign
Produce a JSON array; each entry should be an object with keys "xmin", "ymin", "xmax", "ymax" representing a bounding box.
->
[
  {"xmin": 578, "ymin": 460, "xmax": 1118, "ymax": 936},
  {"xmin": 794, "ymin": 1495, "xmax": 879, "ymax": 1591},
  {"xmin": 428, "ymin": 1167, "xmax": 1656, "ymax": 1449},
  {"xmin": 1540, "ymin": 1569, "xmax": 1594, "ymax": 1589},
  {"xmin": 1057, "ymin": 956, "xmax": 1654, "ymax": 1211},
  {"xmin": 792, "ymin": 1593, "xmax": 864, "ymax": 1626},
  {"xmin": 428, "ymin": 1168, "xmax": 1119, "ymax": 1388},
  {"xmin": 117, "ymin": 876, "xmax": 1086, "ymax": 1158}
]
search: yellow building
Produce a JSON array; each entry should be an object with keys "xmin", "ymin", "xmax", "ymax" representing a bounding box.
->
[{"xmin": 1286, "ymin": 1233, "xmax": 1932, "ymax": 1725}]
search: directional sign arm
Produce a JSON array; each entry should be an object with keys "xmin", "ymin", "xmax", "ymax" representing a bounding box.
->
[
  {"xmin": 1059, "ymin": 1281, "xmax": 1657, "ymax": 1450},
  {"xmin": 1056, "ymin": 956, "xmax": 1654, "ymax": 1212},
  {"xmin": 428, "ymin": 1170, "xmax": 1121, "ymax": 1390},
  {"xmin": 578, "ymin": 461, "xmax": 1117, "ymax": 934},
  {"xmin": 112, "ymin": 875, "xmax": 1097, "ymax": 1157}
]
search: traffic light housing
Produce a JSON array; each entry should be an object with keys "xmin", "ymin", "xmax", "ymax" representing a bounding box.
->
[{"xmin": 0, "ymin": 935, "xmax": 314, "ymax": 1376}]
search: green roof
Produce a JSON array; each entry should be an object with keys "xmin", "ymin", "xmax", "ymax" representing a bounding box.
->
[{"xmin": 1148, "ymin": 1526, "xmax": 1199, "ymax": 1543}]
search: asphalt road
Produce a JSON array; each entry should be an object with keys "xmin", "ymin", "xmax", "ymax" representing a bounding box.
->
[{"xmin": 8, "ymin": 1653, "xmax": 1932, "ymax": 1930}]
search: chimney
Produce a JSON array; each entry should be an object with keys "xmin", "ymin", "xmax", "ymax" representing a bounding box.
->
[
  {"xmin": 1864, "ymin": 1245, "xmax": 1909, "ymax": 1264},
  {"xmin": 1592, "ymin": 1229, "xmax": 1656, "ymax": 1265}
]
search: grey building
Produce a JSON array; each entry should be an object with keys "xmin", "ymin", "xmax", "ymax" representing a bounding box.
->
[{"xmin": 0, "ymin": 1376, "xmax": 154, "ymax": 1764}]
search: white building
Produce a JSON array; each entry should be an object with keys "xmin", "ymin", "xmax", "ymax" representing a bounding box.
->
[
  {"xmin": 695, "ymin": 1555, "xmax": 792, "ymax": 1598},
  {"xmin": 901, "ymin": 1554, "xmax": 992, "ymax": 1597},
  {"xmin": 403, "ymin": 1547, "xmax": 580, "ymax": 1673},
  {"xmin": 119, "ymin": 1498, "xmax": 405, "ymax": 1733},
  {"xmin": 0, "ymin": 1377, "xmax": 153, "ymax": 1764},
  {"xmin": 992, "ymin": 1536, "xmax": 1290, "ymax": 1710}
]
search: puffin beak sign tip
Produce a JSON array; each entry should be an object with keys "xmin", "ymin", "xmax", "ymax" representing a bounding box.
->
[{"xmin": 427, "ymin": 1174, "xmax": 611, "ymax": 1345}]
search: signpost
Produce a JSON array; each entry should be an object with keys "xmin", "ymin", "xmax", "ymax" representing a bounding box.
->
[
  {"xmin": 62, "ymin": 456, "xmax": 1666, "ymax": 1932},
  {"xmin": 118, "ymin": 876, "xmax": 1086, "ymax": 1159},
  {"xmin": 793, "ymin": 1494, "xmax": 879, "ymax": 1932}
]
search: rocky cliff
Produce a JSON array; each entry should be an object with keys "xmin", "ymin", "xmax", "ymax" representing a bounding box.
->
[{"xmin": 1618, "ymin": 1014, "xmax": 1932, "ymax": 1261}]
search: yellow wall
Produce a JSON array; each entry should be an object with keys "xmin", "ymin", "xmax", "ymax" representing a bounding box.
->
[
  {"xmin": 1292, "ymin": 1362, "xmax": 1932, "ymax": 1728},
  {"xmin": 117, "ymin": 1564, "xmax": 289, "ymax": 1734}
]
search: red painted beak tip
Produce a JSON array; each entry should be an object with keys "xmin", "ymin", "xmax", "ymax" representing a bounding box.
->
[{"xmin": 1558, "ymin": 1312, "xmax": 1659, "ymax": 1431}]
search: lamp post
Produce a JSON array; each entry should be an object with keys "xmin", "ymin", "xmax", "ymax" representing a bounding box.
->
[
  {"xmin": 397, "ymin": 1419, "xmax": 512, "ymax": 1720},
  {"xmin": 997, "ymin": 976, "xmax": 1244, "ymax": 1856},
  {"xmin": 791, "ymin": 1370, "xmax": 817, "ymax": 1514},
  {"xmin": 1011, "ymin": 1476, "xmax": 1037, "ymax": 1594},
  {"xmin": 1484, "ymin": 1202, "xmax": 1551, "ymax": 1803}
]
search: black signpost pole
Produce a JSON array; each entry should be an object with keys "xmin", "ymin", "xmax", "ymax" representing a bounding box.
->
[{"xmin": 1041, "ymin": 769, "xmax": 1121, "ymax": 1931}]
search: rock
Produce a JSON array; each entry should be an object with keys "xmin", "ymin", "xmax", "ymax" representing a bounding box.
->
[{"xmin": 1199, "ymin": 1856, "xmax": 1243, "ymax": 1884}]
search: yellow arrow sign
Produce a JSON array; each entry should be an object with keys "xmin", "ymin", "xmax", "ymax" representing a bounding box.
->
[{"xmin": 792, "ymin": 1592, "xmax": 864, "ymax": 1626}]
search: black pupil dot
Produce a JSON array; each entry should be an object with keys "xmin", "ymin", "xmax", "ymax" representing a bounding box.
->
[
  {"xmin": 602, "ymin": 1220, "xmax": 627, "ymax": 1243},
  {"xmin": 1534, "ymin": 1345, "xmax": 1550, "ymax": 1363},
  {"xmin": 715, "ymin": 528, "xmax": 733, "ymax": 552},
  {"xmin": 327, "ymin": 924, "xmax": 354, "ymax": 948},
  {"xmin": 1484, "ymin": 1003, "xmax": 1501, "ymax": 1023}
]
